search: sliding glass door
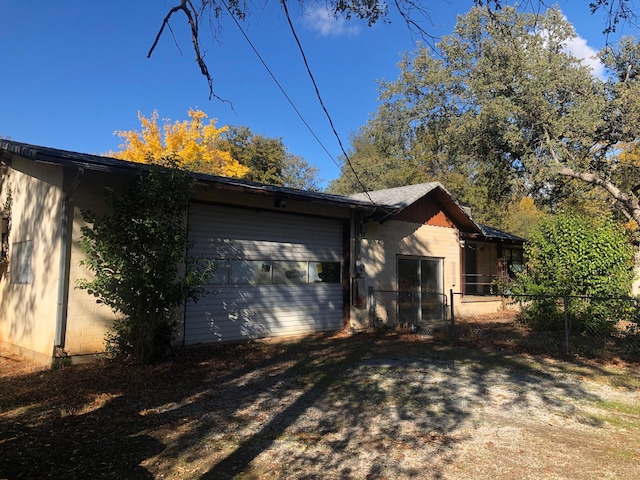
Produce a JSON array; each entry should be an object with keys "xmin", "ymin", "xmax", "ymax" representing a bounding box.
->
[{"xmin": 398, "ymin": 257, "xmax": 444, "ymax": 323}]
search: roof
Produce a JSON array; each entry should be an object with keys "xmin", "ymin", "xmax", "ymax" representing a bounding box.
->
[
  {"xmin": 0, "ymin": 139, "xmax": 373, "ymax": 210},
  {"xmin": 349, "ymin": 182, "xmax": 443, "ymax": 210},
  {"xmin": 350, "ymin": 182, "xmax": 482, "ymax": 232},
  {"xmin": 350, "ymin": 183, "xmax": 525, "ymax": 243},
  {"xmin": 0, "ymin": 140, "xmax": 525, "ymax": 243},
  {"xmin": 479, "ymin": 224, "xmax": 527, "ymax": 242}
]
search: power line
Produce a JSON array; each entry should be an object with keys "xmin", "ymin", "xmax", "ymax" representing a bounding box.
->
[
  {"xmin": 220, "ymin": 0, "xmax": 377, "ymax": 207},
  {"xmin": 280, "ymin": 0, "xmax": 376, "ymax": 204}
]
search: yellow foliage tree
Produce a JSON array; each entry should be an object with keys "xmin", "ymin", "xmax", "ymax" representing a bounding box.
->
[
  {"xmin": 502, "ymin": 196, "xmax": 548, "ymax": 239},
  {"xmin": 110, "ymin": 109, "xmax": 249, "ymax": 177}
]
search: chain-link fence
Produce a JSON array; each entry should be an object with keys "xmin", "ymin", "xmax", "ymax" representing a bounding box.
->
[
  {"xmin": 449, "ymin": 291, "xmax": 640, "ymax": 358},
  {"xmin": 365, "ymin": 288, "xmax": 640, "ymax": 359},
  {"xmin": 368, "ymin": 289, "xmax": 450, "ymax": 337}
]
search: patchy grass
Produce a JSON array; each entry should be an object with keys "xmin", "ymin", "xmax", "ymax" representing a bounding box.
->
[{"xmin": 1, "ymin": 331, "xmax": 640, "ymax": 479}]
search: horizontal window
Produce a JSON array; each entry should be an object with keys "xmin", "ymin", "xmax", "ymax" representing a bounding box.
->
[
  {"xmin": 231, "ymin": 260, "xmax": 272, "ymax": 285},
  {"xmin": 208, "ymin": 259, "xmax": 342, "ymax": 285},
  {"xmin": 273, "ymin": 261, "xmax": 308, "ymax": 285},
  {"xmin": 209, "ymin": 259, "xmax": 230, "ymax": 285},
  {"xmin": 310, "ymin": 262, "xmax": 341, "ymax": 283}
]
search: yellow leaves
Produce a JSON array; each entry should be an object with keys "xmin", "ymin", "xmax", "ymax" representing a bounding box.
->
[
  {"xmin": 623, "ymin": 219, "xmax": 638, "ymax": 234},
  {"xmin": 110, "ymin": 109, "xmax": 249, "ymax": 178},
  {"xmin": 617, "ymin": 142, "xmax": 640, "ymax": 168},
  {"xmin": 502, "ymin": 196, "xmax": 548, "ymax": 239}
]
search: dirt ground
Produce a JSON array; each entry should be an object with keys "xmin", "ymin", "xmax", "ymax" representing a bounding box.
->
[{"xmin": 1, "ymin": 327, "xmax": 639, "ymax": 479}]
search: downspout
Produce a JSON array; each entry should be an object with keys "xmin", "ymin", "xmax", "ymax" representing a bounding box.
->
[{"xmin": 54, "ymin": 167, "xmax": 84, "ymax": 355}]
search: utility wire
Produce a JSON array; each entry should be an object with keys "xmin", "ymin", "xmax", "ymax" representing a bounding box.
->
[
  {"xmin": 280, "ymin": 0, "xmax": 377, "ymax": 205},
  {"xmin": 222, "ymin": 1, "xmax": 335, "ymax": 163},
  {"xmin": 221, "ymin": 0, "xmax": 378, "ymax": 207}
]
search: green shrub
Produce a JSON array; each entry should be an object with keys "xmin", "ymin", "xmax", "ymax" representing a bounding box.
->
[
  {"xmin": 78, "ymin": 158, "xmax": 210, "ymax": 364},
  {"xmin": 512, "ymin": 211, "xmax": 636, "ymax": 333}
]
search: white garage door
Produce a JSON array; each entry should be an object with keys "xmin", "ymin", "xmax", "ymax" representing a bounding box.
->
[{"xmin": 185, "ymin": 203, "xmax": 346, "ymax": 344}]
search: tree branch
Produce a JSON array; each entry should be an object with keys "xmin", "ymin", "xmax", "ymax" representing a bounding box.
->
[
  {"xmin": 558, "ymin": 166, "xmax": 640, "ymax": 223},
  {"xmin": 149, "ymin": 0, "xmax": 225, "ymax": 102},
  {"xmin": 542, "ymin": 126, "xmax": 640, "ymax": 223}
]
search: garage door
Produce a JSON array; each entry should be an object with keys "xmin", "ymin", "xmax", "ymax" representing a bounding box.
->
[{"xmin": 185, "ymin": 203, "xmax": 345, "ymax": 344}]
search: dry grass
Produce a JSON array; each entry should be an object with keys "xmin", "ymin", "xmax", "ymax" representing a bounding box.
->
[{"xmin": 1, "ymin": 330, "xmax": 639, "ymax": 479}]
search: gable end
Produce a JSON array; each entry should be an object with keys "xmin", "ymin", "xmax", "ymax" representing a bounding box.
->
[{"xmin": 393, "ymin": 196, "xmax": 456, "ymax": 228}]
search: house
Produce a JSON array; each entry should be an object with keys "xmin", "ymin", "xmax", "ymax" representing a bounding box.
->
[
  {"xmin": 349, "ymin": 184, "xmax": 525, "ymax": 327},
  {"xmin": 0, "ymin": 140, "xmax": 524, "ymax": 364}
]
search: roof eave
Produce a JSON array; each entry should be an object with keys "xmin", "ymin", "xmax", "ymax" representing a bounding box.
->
[{"xmin": 0, "ymin": 140, "xmax": 374, "ymax": 211}]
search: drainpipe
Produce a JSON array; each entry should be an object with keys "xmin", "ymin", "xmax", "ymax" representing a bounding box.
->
[{"xmin": 54, "ymin": 167, "xmax": 84, "ymax": 355}]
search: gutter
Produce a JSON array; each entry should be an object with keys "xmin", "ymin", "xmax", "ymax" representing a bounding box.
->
[{"xmin": 54, "ymin": 167, "xmax": 84, "ymax": 355}]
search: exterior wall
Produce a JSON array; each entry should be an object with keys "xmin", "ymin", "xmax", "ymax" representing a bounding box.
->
[
  {"xmin": 350, "ymin": 219, "xmax": 462, "ymax": 329},
  {"xmin": 191, "ymin": 186, "xmax": 352, "ymax": 220},
  {"xmin": 0, "ymin": 158, "xmax": 64, "ymax": 363},
  {"xmin": 64, "ymin": 170, "xmax": 125, "ymax": 356},
  {"xmin": 65, "ymin": 178, "xmax": 356, "ymax": 353}
]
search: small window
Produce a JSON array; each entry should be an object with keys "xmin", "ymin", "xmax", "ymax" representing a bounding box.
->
[
  {"xmin": 209, "ymin": 259, "xmax": 230, "ymax": 285},
  {"xmin": 1, "ymin": 217, "xmax": 9, "ymax": 261},
  {"xmin": 273, "ymin": 261, "xmax": 308, "ymax": 284},
  {"xmin": 503, "ymin": 248, "xmax": 524, "ymax": 277},
  {"xmin": 309, "ymin": 262, "xmax": 341, "ymax": 283},
  {"xmin": 231, "ymin": 260, "xmax": 272, "ymax": 285},
  {"xmin": 10, "ymin": 240, "xmax": 32, "ymax": 284}
]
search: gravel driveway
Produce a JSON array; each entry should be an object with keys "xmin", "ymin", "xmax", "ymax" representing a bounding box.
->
[
  {"xmin": 2, "ymin": 333, "xmax": 639, "ymax": 479},
  {"xmin": 141, "ymin": 337, "xmax": 640, "ymax": 479}
]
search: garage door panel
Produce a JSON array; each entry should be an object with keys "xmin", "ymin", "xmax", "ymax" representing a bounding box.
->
[
  {"xmin": 185, "ymin": 204, "xmax": 345, "ymax": 345},
  {"xmin": 190, "ymin": 241, "xmax": 341, "ymax": 262}
]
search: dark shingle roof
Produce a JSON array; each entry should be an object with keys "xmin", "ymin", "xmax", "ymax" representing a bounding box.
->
[
  {"xmin": 0, "ymin": 140, "xmax": 372, "ymax": 210},
  {"xmin": 479, "ymin": 224, "xmax": 526, "ymax": 242}
]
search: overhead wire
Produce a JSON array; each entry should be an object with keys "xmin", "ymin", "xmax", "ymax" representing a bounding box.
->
[
  {"xmin": 220, "ymin": 0, "xmax": 379, "ymax": 208},
  {"xmin": 280, "ymin": 0, "xmax": 378, "ymax": 206}
]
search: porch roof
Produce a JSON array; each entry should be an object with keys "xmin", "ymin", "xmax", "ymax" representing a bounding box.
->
[{"xmin": 478, "ymin": 224, "xmax": 526, "ymax": 243}]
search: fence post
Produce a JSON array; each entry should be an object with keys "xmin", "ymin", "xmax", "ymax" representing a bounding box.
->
[
  {"xmin": 368, "ymin": 286, "xmax": 374, "ymax": 329},
  {"xmin": 449, "ymin": 289, "xmax": 455, "ymax": 339},
  {"xmin": 563, "ymin": 295, "xmax": 570, "ymax": 355}
]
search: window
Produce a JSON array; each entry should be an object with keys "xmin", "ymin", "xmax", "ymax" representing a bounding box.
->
[
  {"xmin": 230, "ymin": 260, "xmax": 272, "ymax": 285},
  {"xmin": 309, "ymin": 262, "xmax": 341, "ymax": 283},
  {"xmin": 502, "ymin": 248, "xmax": 523, "ymax": 278},
  {"xmin": 10, "ymin": 240, "xmax": 32, "ymax": 284},
  {"xmin": 273, "ymin": 261, "xmax": 308, "ymax": 284},
  {"xmin": 209, "ymin": 259, "xmax": 230, "ymax": 285},
  {"xmin": 1, "ymin": 217, "xmax": 9, "ymax": 262},
  {"xmin": 210, "ymin": 259, "xmax": 342, "ymax": 285}
]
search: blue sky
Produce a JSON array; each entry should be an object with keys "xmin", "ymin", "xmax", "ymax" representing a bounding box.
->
[{"xmin": 0, "ymin": 1, "xmax": 630, "ymax": 188}]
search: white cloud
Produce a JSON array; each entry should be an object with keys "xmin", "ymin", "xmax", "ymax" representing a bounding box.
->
[
  {"xmin": 564, "ymin": 34, "xmax": 606, "ymax": 80},
  {"xmin": 303, "ymin": 6, "xmax": 361, "ymax": 37}
]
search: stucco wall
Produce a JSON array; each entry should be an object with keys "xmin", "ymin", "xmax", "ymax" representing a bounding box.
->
[
  {"xmin": 64, "ymin": 171, "xmax": 126, "ymax": 356},
  {"xmin": 350, "ymin": 219, "xmax": 461, "ymax": 329},
  {"xmin": 0, "ymin": 157, "xmax": 64, "ymax": 363}
]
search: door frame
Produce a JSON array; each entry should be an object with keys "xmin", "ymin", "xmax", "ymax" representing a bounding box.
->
[{"xmin": 396, "ymin": 255, "xmax": 444, "ymax": 323}]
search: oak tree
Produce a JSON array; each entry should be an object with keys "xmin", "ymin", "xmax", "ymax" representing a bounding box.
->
[
  {"xmin": 150, "ymin": 1, "xmax": 638, "ymax": 100},
  {"xmin": 360, "ymin": 7, "xmax": 640, "ymax": 227},
  {"xmin": 219, "ymin": 126, "xmax": 321, "ymax": 190}
]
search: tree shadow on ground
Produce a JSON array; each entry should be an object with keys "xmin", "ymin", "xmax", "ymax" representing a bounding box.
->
[{"xmin": 0, "ymin": 332, "xmax": 634, "ymax": 479}]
